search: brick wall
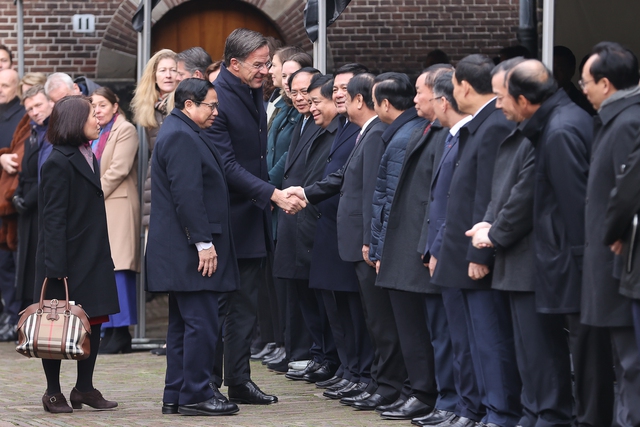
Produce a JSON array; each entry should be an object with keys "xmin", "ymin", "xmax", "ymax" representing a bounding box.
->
[{"xmin": 0, "ymin": 0, "xmax": 521, "ymax": 80}]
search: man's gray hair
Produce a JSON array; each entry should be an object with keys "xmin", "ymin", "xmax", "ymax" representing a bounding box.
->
[
  {"xmin": 224, "ymin": 28, "xmax": 267, "ymax": 65},
  {"xmin": 44, "ymin": 72, "xmax": 74, "ymax": 96},
  {"xmin": 177, "ymin": 47, "xmax": 213, "ymax": 76}
]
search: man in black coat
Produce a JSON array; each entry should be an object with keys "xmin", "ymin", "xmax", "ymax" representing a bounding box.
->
[
  {"xmin": 431, "ymin": 54, "xmax": 520, "ymax": 427},
  {"xmin": 290, "ymin": 73, "xmax": 406, "ymax": 405},
  {"xmin": 510, "ymin": 59, "xmax": 614, "ymax": 427},
  {"xmin": 206, "ymin": 29, "xmax": 304, "ymax": 404},
  {"xmin": 273, "ymin": 73, "xmax": 340, "ymax": 382},
  {"xmin": 467, "ymin": 59, "xmax": 573, "ymax": 427},
  {"xmin": 0, "ymin": 68, "xmax": 24, "ymax": 340},
  {"xmin": 147, "ymin": 79, "xmax": 239, "ymax": 416},
  {"xmin": 579, "ymin": 43, "xmax": 640, "ymax": 425}
]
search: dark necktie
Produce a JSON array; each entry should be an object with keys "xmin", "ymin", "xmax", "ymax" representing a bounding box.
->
[
  {"xmin": 444, "ymin": 133, "xmax": 453, "ymax": 149},
  {"xmin": 355, "ymin": 133, "xmax": 362, "ymax": 146}
]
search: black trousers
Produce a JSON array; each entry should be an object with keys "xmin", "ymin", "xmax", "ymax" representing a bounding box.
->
[
  {"xmin": 566, "ymin": 314, "xmax": 614, "ymax": 427},
  {"xmin": 610, "ymin": 326, "xmax": 640, "ymax": 427},
  {"xmin": 387, "ymin": 288, "xmax": 438, "ymax": 407},
  {"xmin": 256, "ymin": 251, "xmax": 284, "ymax": 346},
  {"xmin": 510, "ymin": 292, "xmax": 573, "ymax": 427},
  {"xmin": 354, "ymin": 261, "xmax": 406, "ymax": 399},
  {"xmin": 284, "ymin": 279, "xmax": 312, "ymax": 362},
  {"xmin": 165, "ymin": 291, "xmax": 218, "ymax": 405},
  {"xmin": 219, "ymin": 258, "xmax": 263, "ymax": 387}
]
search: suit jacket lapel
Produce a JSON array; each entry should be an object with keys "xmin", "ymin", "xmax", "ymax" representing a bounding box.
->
[
  {"xmin": 329, "ymin": 121, "xmax": 359, "ymax": 156},
  {"xmin": 58, "ymin": 146, "xmax": 101, "ymax": 189},
  {"xmin": 285, "ymin": 120, "xmax": 320, "ymax": 173},
  {"xmin": 430, "ymin": 134, "xmax": 458, "ymax": 192}
]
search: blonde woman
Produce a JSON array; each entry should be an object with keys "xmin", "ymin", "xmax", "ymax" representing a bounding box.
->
[
  {"xmin": 19, "ymin": 72, "xmax": 47, "ymax": 99},
  {"xmin": 130, "ymin": 49, "xmax": 178, "ymax": 228}
]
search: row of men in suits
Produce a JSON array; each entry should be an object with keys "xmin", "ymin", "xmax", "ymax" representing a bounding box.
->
[{"xmin": 275, "ymin": 43, "xmax": 640, "ymax": 427}]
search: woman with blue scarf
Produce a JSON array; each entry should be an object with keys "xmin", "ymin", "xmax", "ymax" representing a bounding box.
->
[{"xmin": 90, "ymin": 87, "xmax": 140, "ymax": 354}]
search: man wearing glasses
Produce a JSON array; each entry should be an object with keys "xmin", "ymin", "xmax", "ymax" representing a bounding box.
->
[{"xmin": 206, "ymin": 28, "xmax": 305, "ymax": 406}]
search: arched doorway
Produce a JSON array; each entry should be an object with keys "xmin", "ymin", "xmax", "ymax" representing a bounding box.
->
[{"xmin": 151, "ymin": 0, "xmax": 283, "ymax": 61}]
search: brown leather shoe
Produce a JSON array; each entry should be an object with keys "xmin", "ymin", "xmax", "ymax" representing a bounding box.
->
[
  {"xmin": 42, "ymin": 392, "xmax": 73, "ymax": 413},
  {"xmin": 69, "ymin": 387, "xmax": 118, "ymax": 410}
]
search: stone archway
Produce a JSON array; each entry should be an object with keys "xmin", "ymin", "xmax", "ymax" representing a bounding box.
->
[{"xmin": 96, "ymin": 0, "xmax": 307, "ymax": 79}]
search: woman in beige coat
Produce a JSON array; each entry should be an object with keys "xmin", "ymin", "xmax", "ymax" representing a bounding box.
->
[{"xmin": 90, "ymin": 87, "xmax": 140, "ymax": 354}]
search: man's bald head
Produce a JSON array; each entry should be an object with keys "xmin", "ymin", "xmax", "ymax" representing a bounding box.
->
[
  {"xmin": 507, "ymin": 59, "xmax": 557, "ymax": 106},
  {"xmin": 0, "ymin": 69, "xmax": 19, "ymax": 104}
]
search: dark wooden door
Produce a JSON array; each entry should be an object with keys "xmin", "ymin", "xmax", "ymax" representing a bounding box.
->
[{"xmin": 152, "ymin": 0, "xmax": 282, "ymax": 61}]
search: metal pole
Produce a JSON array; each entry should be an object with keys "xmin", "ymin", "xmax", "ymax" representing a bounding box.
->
[
  {"xmin": 517, "ymin": 0, "xmax": 538, "ymax": 59},
  {"xmin": 314, "ymin": 0, "xmax": 327, "ymax": 73},
  {"xmin": 134, "ymin": 0, "xmax": 152, "ymax": 340},
  {"xmin": 16, "ymin": 0, "xmax": 24, "ymax": 76},
  {"xmin": 542, "ymin": 0, "xmax": 555, "ymax": 71}
]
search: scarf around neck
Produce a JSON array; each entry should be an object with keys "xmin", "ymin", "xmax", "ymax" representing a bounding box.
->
[{"xmin": 91, "ymin": 113, "xmax": 118, "ymax": 164}]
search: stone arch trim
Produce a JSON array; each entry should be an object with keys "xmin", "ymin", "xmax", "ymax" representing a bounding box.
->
[{"xmin": 97, "ymin": 0, "xmax": 309, "ymax": 78}]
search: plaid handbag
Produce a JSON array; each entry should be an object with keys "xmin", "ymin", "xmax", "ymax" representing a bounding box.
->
[{"xmin": 16, "ymin": 278, "xmax": 91, "ymax": 360}]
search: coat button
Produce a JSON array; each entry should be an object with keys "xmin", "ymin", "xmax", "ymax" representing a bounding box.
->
[
  {"xmin": 251, "ymin": 198, "xmax": 256, "ymax": 203},
  {"xmin": 97, "ymin": 191, "xmax": 103, "ymax": 197},
  {"xmin": 327, "ymin": 157, "xmax": 331, "ymax": 162},
  {"xmin": 455, "ymin": 162, "xmax": 459, "ymax": 166},
  {"xmin": 317, "ymin": 213, "xmax": 321, "ymax": 218},
  {"xmin": 339, "ymin": 191, "xmax": 343, "ymax": 196},
  {"xmin": 283, "ymin": 174, "xmax": 288, "ymax": 180},
  {"xmin": 261, "ymin": 155, "xmax": 264, "ymax": 159},
  {"xmin": 427, "ymin": 219, "xmax": 430, "ymax": 224}
]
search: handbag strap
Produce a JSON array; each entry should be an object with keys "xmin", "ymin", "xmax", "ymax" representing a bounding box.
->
[{"xmin": 38, "ymin": 277, "xmax": 71, "ymax": 311}]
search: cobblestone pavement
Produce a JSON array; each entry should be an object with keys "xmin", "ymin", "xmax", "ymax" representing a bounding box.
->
[{"xmin": 0, "ymin": 295, "xmax": 404, "ymax": 427}]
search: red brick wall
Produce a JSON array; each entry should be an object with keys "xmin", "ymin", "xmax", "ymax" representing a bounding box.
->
[{"xmin": 0, "ymin": 0, "xmax": 520, "ymax": 79}]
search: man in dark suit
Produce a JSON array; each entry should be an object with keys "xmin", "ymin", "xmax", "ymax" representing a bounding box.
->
[
  {"xmin": 273, "ymin": 72, "xmax": 340, "ymax": 382},
  {"xmin": 579, "ymin": 43, "xmax": 640, "ymax": 425},
  {"xmin": 431, "ymin": 54, "xmax": 520, "ymax": 427},
  {"xmin": 306, "ymin": 64, "xmax": 374, "ymax": 391},
  {"xmin": 503, "ymin": 59, "xmax": 614, "ymax": 427},
  {"xmin": 146, "ymin": 78, "xmax": 239, "ymax": 416},
  {"xmin": 290, "ymin": 73, "xmax": 405, "ymax": 403},
  {"xmin": 466, "ymin": 59, "xmax": 574, "ymax": 427},
  {"xmin": 207, "ymin": 28, "xmax": 304, "ymax": 405}
]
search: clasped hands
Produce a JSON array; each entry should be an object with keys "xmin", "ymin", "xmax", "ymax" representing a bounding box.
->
[
  {"xmin": 464, "ymin": 221, "xmax": 493, "ymax": 280},
  {"xmin": 272, "ymin": 187, "xmax": 307, "ymax": 214}
]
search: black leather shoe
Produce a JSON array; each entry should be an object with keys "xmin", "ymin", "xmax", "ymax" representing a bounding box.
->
[
  {"xmin": 351, "ymin": 393, "xmax": 394, "ymax": 411},
  {"xmin": 266, "ymin": 358, "xmax": 289, "ymax": 374},
  {"xmin": 262, "ymin": 346, "xmax": 286, "ymax": 365},
  {"xmin": 326, "ymin": 378, "xmax": 352, "ymax": 392},
  {"xmin": 322, "ymin": 381, "xmax": 354, "ymax": 399},
  {"xmin": 285, "ymin": 360, "xmax": 320, "ymax": 381},
  {"xmin": 340, "ymin": 391, "xmax": 370, "ymax": 406},
  {"xmin": 162, "ymin": 402, "xmax": 178, "ymax": 414},
  {"xmin": 376, "ymin": 395, "xmax": 406, "ymax": 413},
  {"xmin": 209, "ymin": 382, "xmax": 229, "ymax": 403},
  {"xmin": 334, "ymin": 381, "xmax": 368, "ymax": 399},
  {"xmin": 440, "ymin": 416, "xmax": 479, "ymax": 427},
  {"xmin": 250, "ymin": 342, "xmax": 275, "ymax": 360},
  {"xmin": 227, "ymin": 380, "xmax": 278, "ymax": 405},
  {"xmin": 178, "ymin": 398, "xmax": 239, "ymax": 416},
  {"xmin": 412, "ymin": 409, "xmax": 456, "ymax": 426},
  {"xmin": 381, "ymin": 396, "xmax": 433, "ymax": 420},
  {"xmin": 303, "ymin": 362, "xmax": 337, "ymax": 383},
  {"xmin": 316, "ymin": 375, "xmax": 341, "ymax": 388}
]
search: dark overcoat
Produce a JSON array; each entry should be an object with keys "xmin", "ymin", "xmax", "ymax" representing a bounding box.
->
[
  {"xmin": 305, "ymin": 118, "xmax": 388, "ymax": 262},
  {"xmin": 0, "ymin": 97, "xmax": 25, "ymax": 149},
  {"xmin": 483, "ymin": 124, "xmax": 535, "ymax": 292},
  {"xmin": 432, "ymin": 100, "xmax": 515, "ymax": 290},
  {"xmin": 35, "ymin": 145, "xmax": 119, "ymax": 318},
  {"xmin": 376, "ymin": 120, "xmax": 447, "ymax": 293},
  {"xmin": 15, "ymin": 122, "xmax": 43, "ymax": 302},
  {"xmin": 207, "ymin": 64, "xmax": 274, "ymax": 258},
  {"xmin": 146, "ymin": 109, "xmax": 239, "ymax": 293},
  {"xmin": 584, "ymin": 94, "xmax": 640, "ymax": 324},
  {"xmin": 309, "ymin": 118, "xmax": 360, "ymax": 291},
  {"xmin": 272, "ymin": 118, "xmax": 337, "ymax": 280},
  {"xmin": 521, "ymin": 90, "xmax": 592, "ymax": 314}
]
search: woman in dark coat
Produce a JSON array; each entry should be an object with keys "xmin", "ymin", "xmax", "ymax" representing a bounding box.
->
[{"xmin": 35, "ymin": 95, "xmax": 119, "ymax": 414}]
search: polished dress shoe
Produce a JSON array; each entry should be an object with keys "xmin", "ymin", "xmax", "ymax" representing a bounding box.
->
[
  {"xmin": 178, "ymin": 397, "xmax": 239, "ymax": 416},
  {"xmin": 209, "ymin": 382, "xmax": 229, "ymax": 403},
  {"xmin": 437, "ymin": 416, "xmax": 479, "ymax": 427},
  {"xmin": 381, "ymin": 395, "xmax": 433, "ymax": 420},
  {"xmin": 266, "ymin": 358, "xmax": 290, "ymax": 373},
  {"xmin": 69, "ymin": 387, "xmax": 117, "ymax": 410},
  {"xmin": 333, "ymin": 381, "xmax": 368, "ymax": 399},
  {"xmin": 262, "ymin": 346, "xmax": 286, "ymax": 365},
  {"xmin": 227, "ymin": 380, "xmax": 278, "ymax": 405},
  {"xmin": 412, "ymin": 409, "xmax": 455, "ymax": 426},
  {"xmin": 339, "ymin": 391, "xmax": 370, "ymax": 406},
  {"xmin": 303, "ymin": 362, "xmax": 336, "ymax": 383},
  {"xmin": 150, "ymin": 346, "xmax": 167, "ymax": 356},
  {"xmin": 162, "ymin": 402, "xmax": 178, "ymax": 414},
  {"xmin": 322, "ymin": 381, "xmax": 354, "ymax": 399},
  {"xmin": 316, "ymin": 375, "xmax": 341, "ymax": 388},
  {"xmin": 250, "ymin": 342, "xmax": 275, "ymax": 360},
  {"xmin": 351, "ymin": 393, "xmax": 394, "ymax": 411},
  {"xmin": 325, "ymin": 378, "xmax": 351, "ymax": 391},
  {"xmin": 285, "ymin": 360, "xmax": 320, "ymax": 381},
  {"xmin": 42, "ymin": 391, "xmax": 73, "ymax": 413},
  {"xmin": 376, "ymin": 395, "xmax": 406, "ymax": 413}
]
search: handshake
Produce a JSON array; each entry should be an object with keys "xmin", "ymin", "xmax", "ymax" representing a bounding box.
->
[{"xmin": 272, "ymin": 186, "xmax": 308, "ymax": 214}]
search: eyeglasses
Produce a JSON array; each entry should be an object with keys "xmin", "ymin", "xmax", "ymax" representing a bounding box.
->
[
  {"xmin": 428, "ymin": 97, "xmax": 444, "ymax": 102},
  {"xmin": 290, "ymin": 89, "xmax": 308, "ymax": 97},
  {"xmin": 578, "ymin": 79, "xmax": 594, "ymax": 90},
  {"xmin": 239, "ymin": 60, "xmax": 272, "ymax": 71},
  {"xmin": 191, "ymin": 100, "xmax": 219, "ymax": 111}
]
